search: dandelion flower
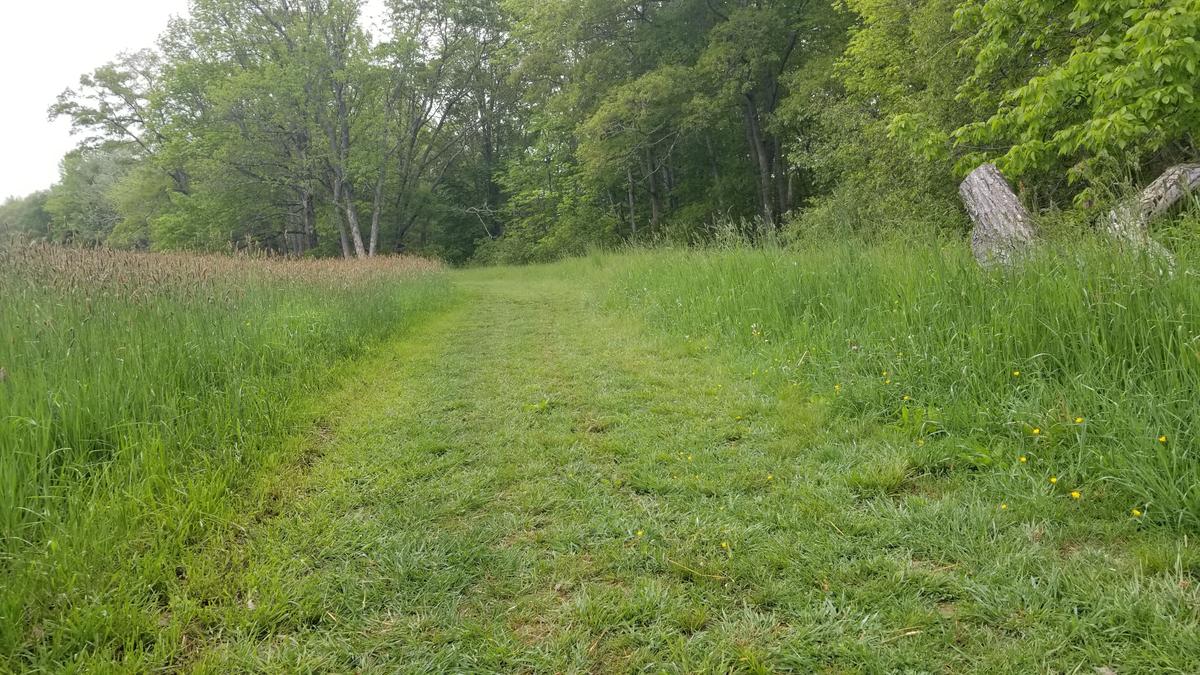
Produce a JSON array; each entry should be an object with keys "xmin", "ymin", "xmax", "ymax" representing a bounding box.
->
[
  {"xmin": 636, "ymin": 530, "xmax": 644, "ymax": 537},
  {"xmin": 884, "ymin": 379, "xmax": 892, "ymax": 385},
  {"xmin": 1000, "ymin": 503, "xmax": 1008, "ymax": 510},
  {"xmin": 1049, "ymin": 476, "xmax": 1058, "ymax": 484},
  {"xmin": 1074, "ymin": 417, "xmax": 1084, "ymax": 424},
  {"xmin": 834, "ymin": 383, "xmax": 842, "ymax": 392},
  {"xmin": 1012, "ymin": 370, "xmax": 1021, "ymax": 377},
  {"xmin": 1132, "ymin": 508, "xmax": 1143, "ymax": 517},
  {"xmin": 1032, "ymin": 427, "xmax": 1041, "ymax": 436},
  {"xmin": 902, "ymin": 394, "xmax": 911, "ymax": 402},
  {"xmin": 720, "ymin": 541, "xmax": 729, "ymax": 549},
  {"xmin": 1019, "ymin": 455, "xmax": 1027, "ymax": 463},
  {"xmin": 1158, "ymin": 435, "xmax": 1168, "ymax": 444},
  {"xmin": 1070, "ymin": 490, "xmax": 1081, "ymax": 500},
  {"xmin": 767, "ymin": 473, "xmax": 774, "ymax": 481}
]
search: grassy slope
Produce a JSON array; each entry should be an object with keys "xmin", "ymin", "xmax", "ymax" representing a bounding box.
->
[{"xmin": 36, "ymin": 257, "xmax": 1195, "ymax": 672}]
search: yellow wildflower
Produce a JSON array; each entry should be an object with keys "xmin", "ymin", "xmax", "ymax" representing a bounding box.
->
[
  {"xmin": 1132, "ymin": 508, "xmax": 1143, "ymax": 517},
  {"xmin": 636, "ymin": 530, "xmax": 645, "ymax": 537},
  {"xmin": 1012, "ymin": 370, "xmax": 1021, "ymax": 377},
  {"xmin": 1049, "ymin": 476, "xmax": 1058, "ymax": 484},
  {"xmin": 1158, "ymin": 435, "xmax": 1168, "ymax": 444},
  {"xmin": 1019, "ymin": 455, "xmax": 1028, "ymax": 463},
  {"xmin": 1000, "ymin": 503, "xmax": 1008, "ymax": 510},
  {"xmin": 1074, "ymin": 417, "xmax": 1084, "ymax": 424},
  {"xmin": 1070, "ymin": 490, "xmax": 1081, "ymax": 500},
  {"xmin": 1032, "ymin": 427, "xmax": 1041, "ymax": 436}
]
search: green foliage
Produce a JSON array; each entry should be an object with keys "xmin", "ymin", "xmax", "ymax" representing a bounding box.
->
[
  {"xmin": 484, "ymin": 151, "xmax": 624, "ymax": 264},
  {"xmin": 955, "ymin": 0, "xmax": 1200, "ymax": 190},
  {"xmin": 21, "ymin": 0, "xmax": 1200, "ymax": 255},
  {"xmin": 577, "ymin": 66, "xmax": 694, "ymax": 184},
  {"xmin": 107, "ymin": 162, "xmax": 174, "ymax": 249},
  {"xmin": 0, "ymin": 192, "xmax": 51, "ymax": 242},
  {"xmin": 48, "ymin": 49, "xmax": 167, "ymax": 153},
  {"xmin": 36, "ymin": 0, "xmax": 522, "ymax": 260},
  {"xmin": 43, "ymin": 147, "xmax": 137, "ymax": 245},
  {"xmin": 782, "ymin": 0, "xmax": 974, "ymax": 234}
]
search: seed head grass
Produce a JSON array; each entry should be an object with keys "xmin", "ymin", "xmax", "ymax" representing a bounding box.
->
[{"xmin": 0, "ymin": 244, "xmax": 450, "ymax": 659}]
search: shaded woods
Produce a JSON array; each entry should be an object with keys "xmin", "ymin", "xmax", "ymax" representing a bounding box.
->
[{"xmin": 1, "ymin": 0, "xmax": 1196, "ymax": 262}]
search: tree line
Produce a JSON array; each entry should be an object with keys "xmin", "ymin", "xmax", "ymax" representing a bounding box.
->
[{"xmin": 1, "ymin": 0, "xmax": 1196, "ymax": 263}]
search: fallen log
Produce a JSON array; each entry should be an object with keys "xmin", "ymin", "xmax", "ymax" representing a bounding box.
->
[
  {"xmin": 959, "ymin": 163, "xmax": 1037, "ymax": 266},
  {"xmin": 1104, "ymin": 163, "xmax": 1200, "ymax": 263}
]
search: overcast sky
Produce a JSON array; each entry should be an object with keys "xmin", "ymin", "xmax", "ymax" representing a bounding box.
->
[{"xmin": 0, "ymin": 1, "xmax": 191, "ymax": 200}]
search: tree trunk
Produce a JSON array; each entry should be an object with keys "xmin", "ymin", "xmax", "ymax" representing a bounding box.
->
[
  {"xmin": 772, "ymin": 136, "xmax": 791, "ymax": 216},
  {"xmin": 287, "ymin": 188, "xmax": 314, "ymax": 256},
  {"xmin": 331, "ymin": 178, "xmax": 352, "ymax": 259},
  {"xmin": 338, "ymin": 178, "xmax": 367, "ymax": 258},
  {"xmin": 959, "ymin": 163, "xmax": 1038, "ymax": 266},
  {"xmin": 645, "ymin": 153, "xmax": 662, "ymax": 229},
  {"xmin": 302, "ymin": 190, "xmax": 317, "ymax": 252},
  {"xmin": 368, "ymin": 162, "xmax": 389, "ymax": 257},
  {"xmin": 665, "ymin": 161, "xmax": 678, "ymax": 211},
  {"xmin": 343, "ymin": 199, "xmax": 367, "ymax": 258},
  {"xmin": 626, "ymin": 166, "xmax": 637, "ymax": 237},
  {"xmin": 170, "ymin": 168, "xmax": 191, "ymax": 195},
  {"xmin": 743, "ymin": 95, "xmax": 775, "ymax": 228},
  {"xmin": 704, "ymin": 135, "xmax": 724, "ymax": 210},
  {"xmin": 1105, "ymin": 163, "xmax": 1199, "ymax": 261},
  {"xmin": 336, "ymin": 217, "xmax": 352, "ymax": 259}
]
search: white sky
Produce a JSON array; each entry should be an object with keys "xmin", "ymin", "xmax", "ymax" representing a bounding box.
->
[
  {"xmin": 0, "ymin": 1, "xmax": 190, "ymax": 200},
  {"xmin": 0, "ymin": 1, "xmax": 388, "ymax": 201}
]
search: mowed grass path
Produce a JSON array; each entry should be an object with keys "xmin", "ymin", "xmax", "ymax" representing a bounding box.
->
[{"xmin": 177, "ymin": 265, "xmax": 1198, "ymax": 672}]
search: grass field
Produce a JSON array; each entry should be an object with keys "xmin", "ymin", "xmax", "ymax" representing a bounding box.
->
[
  {"xmin": 2, "ymin": 242, "xmax": 1199, "ymax": 671},
  {"xmin": 614, "ymin": 239, "xmax": 1200, "ymax": 530},
  {"xmin": 0, "ymin": 246, "xmax": 452, "ymax": 665}
]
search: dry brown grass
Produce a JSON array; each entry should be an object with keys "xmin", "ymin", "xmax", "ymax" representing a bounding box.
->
[{"xmin": 0, "ymin": 244, "xmax": 443, "ymax": 298}]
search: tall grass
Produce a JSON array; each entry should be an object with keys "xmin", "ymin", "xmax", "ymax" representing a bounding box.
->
[
  {"xmin": 0, "ymin": 245, "xmax": 451, "ymax": 659},
  {"xmin": 611, "ymin": 237, "xmax": 1200, "ymax": 529}
]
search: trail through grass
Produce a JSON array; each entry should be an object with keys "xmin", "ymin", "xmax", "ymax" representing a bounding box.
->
[
  {"xmin": 29, "ymin": 260, "xmax": 1195, "ymax": 672},
  {"xmin": 0, "ymin": 248, "xmax": 451, "ymax": 667}
]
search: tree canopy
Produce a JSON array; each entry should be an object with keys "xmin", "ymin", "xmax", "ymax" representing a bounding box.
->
[{"xmin": 4, "ymin": 0, "xmax": 1195, "ymax": 261}]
